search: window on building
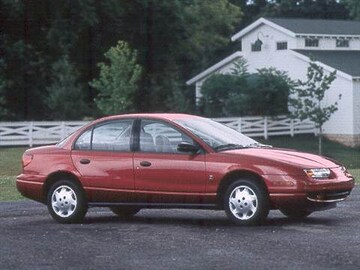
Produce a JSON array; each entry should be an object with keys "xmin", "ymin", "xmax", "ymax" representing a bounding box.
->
[
  {"xmin": 336, "ymin": 39, "xmax": 349, "ymax": 48},
  {"xmin": 305, "ymin": 38, "xmax": 319, "ymax": 47},
  {"xmin": 276, "ymin": 42, "xmax": 288, "ymax": 50},
  {"xmin": 251, "ymin": 42, "xmax": 262, "ymax": 52}
]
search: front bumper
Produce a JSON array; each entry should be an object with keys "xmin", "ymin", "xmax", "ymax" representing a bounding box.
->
[{"xmin": 266, "ymin": 172, "xmax": 355, "ymax": 210}]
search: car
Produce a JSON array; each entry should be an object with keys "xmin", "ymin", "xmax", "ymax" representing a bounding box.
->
[{"xmin": 16, "ymin": 113, "xmax": 355, "ymax": 225}]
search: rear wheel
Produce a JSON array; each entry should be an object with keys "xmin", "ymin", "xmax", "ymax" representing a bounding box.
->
[
  {"xmin": 110, "ymin": 206, "xmax": 140, "ymax": 218},
  {"xmin": 224, "ymin": 179, "xmax": 269, "ymax": 226},
  {"xmin": 47, "ymin": 180, "xmax": 87, "ymax": 224},
  {"xmin": 280, "ymin": 208, "xmax": 312, "ymax": 219}
]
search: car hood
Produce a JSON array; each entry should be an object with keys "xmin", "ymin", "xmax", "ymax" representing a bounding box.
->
[{"xmin": 222, "ymin": 147, "xmax": 340, "ymax": 169}]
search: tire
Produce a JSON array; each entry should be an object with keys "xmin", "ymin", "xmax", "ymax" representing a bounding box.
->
[
  {"xmin": 280, "ymin": 208, "xmax": 312, "ymax": 219},
  {"xmin": 224, "ymin": 179, "xmax": 269, "ymax": 226},
  {"xmin": 109, "ymin": 206, "xmax": 140, "ymax": 218},
  {"xmin": 47, "ymin": 180, "xmax": 88, "ymax": 224}
]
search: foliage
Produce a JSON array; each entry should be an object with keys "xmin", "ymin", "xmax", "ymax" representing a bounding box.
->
[
  {"xmin": 164, "ymin": 70, "xmax": 194, "ymax": 113},
  {"xmin": 229, "ymin": 0, "xmax": 267, "ymax": 28},
  {"xmin": 182, "ymin": 0, "xmax": 242, "ymax": 70},
  {"xmin": 262, "ymin": 0, "xmax": 349, "ymax": 19},
  {"xmin": 46, "ymin": 0, "xmax": 98, "ymax": 54},
  {"xmin": 200, "ymin": 74, "xmax": 245, "ymax": 117},
  {"xmin": 0, "ymin": 40, "xmax": 46, "ymax": 120},
  {"xmin": 47, "ymin": 55, "xmax": 88, "ymax": 120},
  {"xmin": 0, "ymin": 95, "xmax": 6, "ymax": 120},
  {"xmin": 0, "ymin": 60, "xmax": 8, "ymax": 119},
  {"xmin": 289, "ymin": 60, "xmax": 340, "ymax": 154},
  {"xmin": 90, "ymin": 41, "xmax": 142, "ymax": 115},
  {"xmin": 289, "ymin": 60, "xmax": 339, "ymax": 128},
  {"xmin": 200, "ymin": 63, "xmax": 293, "ymax": 117},
  {"xmin": 0, "ymin": 0, "xmax": 357, "ymax": 120},
  {"xmin": 231, "ymin": 58, "xmax": 249, "ymax": 76},
  {"xmin": 245, "ymin": 68, "xmax": 293, "ymax": 115},
  {"xmin": 344, "ymin": 0, "xmax": 360, "ymax": 20}
]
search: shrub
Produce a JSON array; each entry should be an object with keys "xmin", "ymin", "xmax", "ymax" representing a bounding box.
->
[{"xmin": 200, "ymin": 67, "xmax": 293, "ymax": 117}]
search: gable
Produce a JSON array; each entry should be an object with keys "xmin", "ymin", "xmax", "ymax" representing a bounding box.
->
[{"xmin": 231, "ymin": 17, "xmax": 360, "ymax": 42}]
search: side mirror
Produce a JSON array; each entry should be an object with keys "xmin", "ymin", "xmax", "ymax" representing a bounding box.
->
[{"xmin": 177, "ymin": 142, "xmax": 199, "ymax": 154}]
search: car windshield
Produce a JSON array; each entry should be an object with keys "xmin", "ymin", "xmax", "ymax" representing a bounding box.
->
[{"xmin": 175, "ymin": 118, "xmax": 267, "ymax": 151}]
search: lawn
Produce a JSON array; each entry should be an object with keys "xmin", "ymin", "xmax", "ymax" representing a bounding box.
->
[
  {"xmin": 0, "ymin": 135, "xmax": 359, "ymax": 201},
  {"xmin": 0, "ymin": 147, "xmax": 27, "ymax": 201}
]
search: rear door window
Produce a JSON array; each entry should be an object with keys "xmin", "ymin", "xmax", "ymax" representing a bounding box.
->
[{"xmin": 74, "ymin": 120, "xmax": 133, "ymax": 151}]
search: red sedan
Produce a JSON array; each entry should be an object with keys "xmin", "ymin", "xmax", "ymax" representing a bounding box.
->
[{"xmin": 16, "ymin": 114, "xmax": 355, "ymax": 225}]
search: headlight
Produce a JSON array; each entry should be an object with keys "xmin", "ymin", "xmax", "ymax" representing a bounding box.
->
[{"xmin": 304, "ymin": 168, "xmax": 331, "ymax": 179}]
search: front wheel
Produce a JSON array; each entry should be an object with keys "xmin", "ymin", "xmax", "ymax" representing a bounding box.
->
[
  {"xmin": 47, "ymin": 180, "xmax": 88, "ymax": 224},
  {"xmin": 224, "ymin": 179, "xmax": 269, "ymax": 226}
]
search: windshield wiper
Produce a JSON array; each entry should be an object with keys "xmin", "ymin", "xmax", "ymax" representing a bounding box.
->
[
  {"xmin": 246, "ymin": 143, "xmax": 272, "ymax": 148},
  {"xmin": 214, "ymin": 144, "xmax": 247, "ymax": 151}
]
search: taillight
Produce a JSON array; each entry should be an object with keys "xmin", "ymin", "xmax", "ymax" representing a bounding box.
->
[{"xmin": 22, "ymin": 154, "xmax": 33, "ymax": 167}]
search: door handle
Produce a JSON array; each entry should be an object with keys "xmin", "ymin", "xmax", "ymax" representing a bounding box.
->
[
  {"xmin": 80, "ymin": 159, "xmax": 91, "ymax": 165},
  {"xmin": 140, "ymin": 161, "xmax": 152, "ymax": 167}
]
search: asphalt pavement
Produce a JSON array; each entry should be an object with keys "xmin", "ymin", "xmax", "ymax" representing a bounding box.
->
[{"xmin": 1, "ymin": 187, "xmax": 360, "ymax": 270}]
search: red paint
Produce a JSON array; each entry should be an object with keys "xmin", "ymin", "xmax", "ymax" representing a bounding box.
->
[{"xmin": 17, "ymin": 113, "xmax": 355, "ymax": 213}]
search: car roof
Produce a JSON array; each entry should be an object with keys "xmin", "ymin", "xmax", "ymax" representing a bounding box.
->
[{"xmin": 94, "ymin": 113, "xmax": 203, "ymax": 123}]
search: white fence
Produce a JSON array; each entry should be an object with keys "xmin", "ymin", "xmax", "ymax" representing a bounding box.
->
[
  {"xmin": 0, "ymin": 115, "xmax": 316, "ymax": 147},
  {"xmin": 0, "ymin": 121, "xmax": 89, "ymax": 147},
  {"xmin": 213, "ymin": 115, "xmax": 316, "ymax": 139}
]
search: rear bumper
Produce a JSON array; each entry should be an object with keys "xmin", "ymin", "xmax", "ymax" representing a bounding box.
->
[{"xmin": 16, "ymin": 174, "xmax": 45, "ymax": 203}]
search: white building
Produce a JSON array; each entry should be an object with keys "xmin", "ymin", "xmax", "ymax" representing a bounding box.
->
[{"xmin": 187, "ymin": 17, "xmax": 360, "ymax": 147}]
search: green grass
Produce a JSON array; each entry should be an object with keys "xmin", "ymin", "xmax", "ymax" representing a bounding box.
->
[
  {"xmin": 0, "ymin": 137, "xmax": 359, "ymax": 202},
  {"xmin": 0, "ymin": 147, "xmax": 28, "ymax": 201},
  {"xmin": 0, "ymin": 176, "xmax": 24, "ymax": 201},
  {"xmin": 350, "ymin": 169, "xmax": 360, "ymax": 182},
  {"xmin": 0, "ymin": 147, "xmax": 28, "ymax": 176}
]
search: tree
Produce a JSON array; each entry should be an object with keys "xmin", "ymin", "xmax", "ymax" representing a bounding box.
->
[
  {"xmin": 289, "ymin": 60, "xmax": 340, "ymax": 155},
  {"xmin": 182, "ymin": 0, "xmax": 242, "ymax": 71},
  {"xmin": 0, "ymin": 40, "xmax": 46, "ymax": 120},
  {"xmin": 0, "ymin": 59, "xmax": 8, "ymax": 119},
  {"xmin": 263, "ymin": 0, "xmax": 349, "ymax": 19},
  {"xmin": 200, "ymin": 73, "xmax": 245, "ymax": 117},
  {"xmin": 90, "ymin": 41, "xmax": 142, "ymax": 115},
  {"xmin": 47, "ymin": 55, "xmax": 88, "ymax": 120},
  {"xmin": 343, "ymin": 0, "xmax": 360, "ymax": 20},
  {"xmin": 200, "ymin": 60, "xmax": 293, "ymax": 117},
  {"xmin": 0, "ymin": 0, "xmax": 244, "ymax": 118},
  {"xmin": 230, "ymin": 0, "xmax": 267, "ymax": 28},
  {"xmin": 245, "ymin": 68, "xmax": 293, "ymax": 116}
]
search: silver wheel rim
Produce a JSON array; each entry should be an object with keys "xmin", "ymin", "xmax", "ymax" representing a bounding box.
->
[
  {"xmin": 51, "ymin": 185, "xmax": 77, "ymax": 218},
  {"xmin": 229, "ymin": 185, "xmax": 258, "ymax": 220}
]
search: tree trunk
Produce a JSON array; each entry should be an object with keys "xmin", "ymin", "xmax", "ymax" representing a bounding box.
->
[{"xmin": 318, "ymin": 126, "xmax": 322, "ymax": 155}]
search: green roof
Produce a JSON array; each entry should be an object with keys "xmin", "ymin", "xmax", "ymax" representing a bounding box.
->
[
  {"xmin": 267, "ymin": 18, "xmax": 360, "ymax": 36},
  {"xmin": 294, "ymin": 50, "xmax": 360, "ymax": 77}
]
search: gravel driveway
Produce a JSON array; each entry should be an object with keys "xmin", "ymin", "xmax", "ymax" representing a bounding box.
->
[{"xmin": 1, "ymin": 187, "xmax": 360, "ymax": 270}]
